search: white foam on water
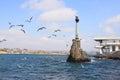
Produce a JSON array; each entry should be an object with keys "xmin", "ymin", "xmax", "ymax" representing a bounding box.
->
[
  {"xmin": 81, "ymin": 64, "xmax": 84, "ymax": 68},
  {"xmin": 91, "ymin": 59, "xmax": 96, "ymax": 63},
  {"xmin": 17, "ymin": 64, "xmax": 22, "ymax": 69},
  {"xmin": 21, "ymin": 57, "xmax": 27, "ymax": 61}
]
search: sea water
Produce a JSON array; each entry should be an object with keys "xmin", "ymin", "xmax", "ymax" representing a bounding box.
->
[{"xmin": 0, "ymin": 54, "xmax": 120, "ymax": 80}]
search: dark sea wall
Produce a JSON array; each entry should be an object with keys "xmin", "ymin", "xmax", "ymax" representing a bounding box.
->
[{"xmin": 94, "ymin": 51, "xmax": 120, "ymax": 60}]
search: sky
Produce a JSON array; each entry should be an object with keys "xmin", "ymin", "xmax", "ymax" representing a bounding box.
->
[{"xmin": 0, "ymin": 0, "xmax": 120, "ymax": 52}]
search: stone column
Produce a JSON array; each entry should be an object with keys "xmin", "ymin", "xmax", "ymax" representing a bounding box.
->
[{"xmin": 75, "ymin": 16, "xmax": 79, "ymax": 39}]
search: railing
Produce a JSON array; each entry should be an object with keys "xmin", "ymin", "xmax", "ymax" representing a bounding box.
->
[{"xmin": 101, "ymin": 43, "xmax": 120, "ymax": 46}]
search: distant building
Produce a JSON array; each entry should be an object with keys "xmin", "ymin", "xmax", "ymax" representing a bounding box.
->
[{"xmin": 94, "ymin": 37, "xmax": 120, "ymax": 54}]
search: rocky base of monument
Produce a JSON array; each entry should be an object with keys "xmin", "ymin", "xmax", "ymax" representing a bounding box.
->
[
  {"xmin": 67, "ymin": 38, "xmax": 91, "ymax": 63},
  {"xmin": 94, "ymin": 51, "xmax": 120, "ymax": 60},
  {"xmin": 67, "ymin": 52, "xmax": 91, "ymax": 63}
]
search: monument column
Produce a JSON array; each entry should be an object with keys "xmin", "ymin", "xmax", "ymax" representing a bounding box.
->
[{"xmin": 75, "ymin": 16, "xmax": 79, "ymax": 39}]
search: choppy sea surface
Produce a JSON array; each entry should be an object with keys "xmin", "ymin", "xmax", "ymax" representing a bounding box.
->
[{"xmin": 0, "ymin": 54, "xmax": 120, "ymax": 80}]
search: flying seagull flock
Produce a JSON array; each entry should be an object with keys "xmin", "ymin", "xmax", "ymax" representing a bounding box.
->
[
  {"xmin": 8, "ymin": 16, "xmax": 33, "ymax": 33},
  {"xmin": 8, "ymin": 16, "xmax": 61, "ymax": 36},
  {"xmin": 1, "ymin": 16, "xmax": 69, "ymax": 47}
]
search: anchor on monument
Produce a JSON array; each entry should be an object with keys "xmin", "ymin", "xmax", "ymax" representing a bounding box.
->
[{"xmin": 67, "ymin": 16, "xmax": 91, "ymax": 63}]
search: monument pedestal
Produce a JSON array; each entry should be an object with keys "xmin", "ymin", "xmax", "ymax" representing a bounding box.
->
[{"xmin": 67, "ymin": 38, "xmax": 91, "ymax": 63}]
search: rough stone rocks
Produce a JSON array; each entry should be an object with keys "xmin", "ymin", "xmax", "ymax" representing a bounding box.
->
[{"xmin": 67, "ymin": 38, "xmax": 91, "ymax": 63}]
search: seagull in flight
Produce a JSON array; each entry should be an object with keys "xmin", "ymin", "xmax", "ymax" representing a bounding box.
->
[
  {"xmin": 9, "ymin": 22, "xmax": 12, "ymax": 25},
  {"xmin": 9, "ymin": 25, "xmax": 15, "ymax": 29},
  {"xmin": 25, "ymin": 16, "xmax": 33, "ymax": 23},
  {"xmin": 52, "ymin": 34, "xmax": 57, "ymax": 37},
  {"xmin": 48, "ymin": 36, "xmax": 51, "ymax": 38},
  {"xmin": 54, "ymin": 29, "xmax": 61, "ymax": 33},
  {"xmin": 8, "ymin": 22, "xmax": 15, "ymax": 29},
  {"xmin": 20, "ymin": 29, "xmax": 25, "ymax": 34},
  {"xmin": 17, "ymin": 24, "xmax": 24, "ymax": 28},
  {"xmin": 0, "ymin": 39, "xmax": 7, "ymax": 42},
  {"xmin": 66, "ymin": 44, "xmax": 68, "ymax": 47},
  {"xmin": 37, "ymin": 27, "xmax": 46, "ymax": 31}
]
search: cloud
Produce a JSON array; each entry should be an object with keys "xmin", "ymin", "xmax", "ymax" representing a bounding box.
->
[
  {"xmin": 0, "ymin": 29, "xmax": 70, "ymax": 51},
  {"xmin": 0, "ymin": 29, "xmax": 26, "ymax": 37},
  {"xmin": 46, "ymin": 23, "xmax": 60, "ymax": 30},
  {"xmin": 39, "ymin": 8, "xmax": 76, "ymax": 22},
  {"xmin": 81, "ymin": 35, "xmax": 97, "ymax": 52},
  {"xmin": 21, "ymin": 0, "xmax": 65, "ymax": 11},
  {"xmin": 21, "ymin": 0, "xmax": 77, "ymax": 22},
  {"xmin": 62, "ymin": 27, "xmax": 74, "ymax": 33},
  {"xmin": 100, "ymin": 14, "xmax": 120, "ymax": 34},
  {"xmin": 106, "ymin": 15, "xmax": 120, "ymax": 24},
  {"xmin": 104, "ymin": 27, "xmax": 114, "ymax": 34}
]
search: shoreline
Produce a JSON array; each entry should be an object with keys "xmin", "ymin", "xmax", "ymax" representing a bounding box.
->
[
  {"xmin": 0, "ymin": 48, "xmax": 69, "ymax": 55},
  {"xmin": 0, "ymin": 53, "xmax": 69, "ymax": 55}
]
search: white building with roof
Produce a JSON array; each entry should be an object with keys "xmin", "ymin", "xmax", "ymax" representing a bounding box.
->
[{"xmin": 94, "ymin": 37, "xmax": 120, "ymax": 54}]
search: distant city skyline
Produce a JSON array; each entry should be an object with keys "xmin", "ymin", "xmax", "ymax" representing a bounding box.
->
[{"xmin": 0, "ymin": 0, "xmax": 120, "ymax": 52}]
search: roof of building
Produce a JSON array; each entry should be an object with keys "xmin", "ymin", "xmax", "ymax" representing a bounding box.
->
[{"xmin": 94, "ymin": 37, "xmax": 120, "ymax": 41}]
